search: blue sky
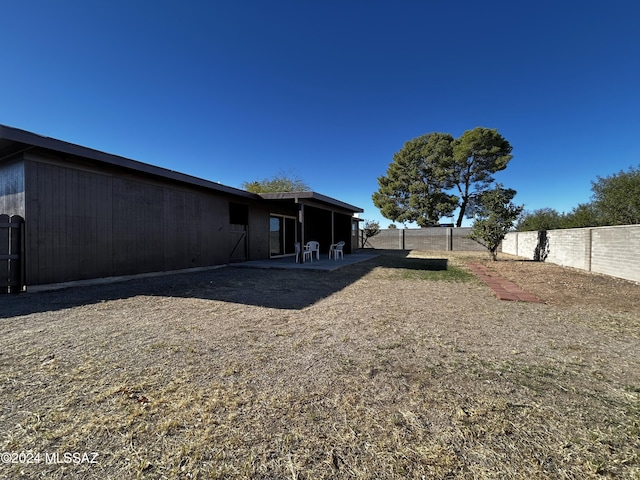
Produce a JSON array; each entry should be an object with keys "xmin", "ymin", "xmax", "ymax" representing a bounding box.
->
[{"xmin": 2, "ymin": 1, "xmax": 639, "ymax": 227}]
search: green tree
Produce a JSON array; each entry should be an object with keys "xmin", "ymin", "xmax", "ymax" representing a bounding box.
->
[
  {"xmin": 372, "ymin": 133, "xmax": 458, "ymax": 227},
  {"xmin": 372, "ymin": 127, "xmax": 513, "ymax": 227},
  {"xmin": 590, "ymin": 166, "xmax": 640, "ymax": 225},
  {"xmin": 562, "ymin": 203, "xmax": 603, "ymax": 228},
  {"xmin": 519, "ymin": 166, "xmax": 640, "ymax": 229},
  {"xmin": 469, "ymin": 184, "xmax": 523, "ymax": 261},
  {"xmin": 450, "ymin": 127, "xmax": 513, "ymax": 227},
  {"xmin": 516, "ymin": 208, "xmax": 565, "ymax": 231},
  {"xmin": 242, "ymin": 171, "xmax": 310, "ymax": 193}
]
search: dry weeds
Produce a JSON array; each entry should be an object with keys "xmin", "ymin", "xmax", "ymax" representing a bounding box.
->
[{"xmin": 1, "ymin": 250, "xmax": 639, "ymax": 479}]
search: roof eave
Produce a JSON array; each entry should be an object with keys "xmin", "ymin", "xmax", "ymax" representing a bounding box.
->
[
  {"xmin": 0, "ymin": 124, "xmax": 259, "ymax": 200},
  {"xmin": 258, "ymin": 191, "xmax": 363, "ymax": 213}
]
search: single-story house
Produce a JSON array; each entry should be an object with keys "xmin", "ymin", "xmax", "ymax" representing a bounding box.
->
[{"xmin": 0, "ymin": 125, "xmax": 363, "ymax": 288}]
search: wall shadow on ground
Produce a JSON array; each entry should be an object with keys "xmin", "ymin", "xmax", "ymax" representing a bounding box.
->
[
  {"xmin": 0, "ymin": 250, "xmax": 448, "ymax": 317},
  {"xmin": 371, "ymin": 250, "xmax": 448, "ymax": 271}
]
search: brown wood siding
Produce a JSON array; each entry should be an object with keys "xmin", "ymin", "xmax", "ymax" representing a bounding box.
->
[
  {"xmin": 14, "ymin": 149, "xmax": 361, "ymax": 285},
  {"xmin": 247, "ymin": 202, "xmax": 298, "ymax": 260},
  {"xmin": 0, "ymin": 160, "xmax": 25, "ymax": 217},
  {"xmin": 334, "ymin": 212, "xmax": 354, "ymax": 254},
  {"xmin": 111, "ymin": 177, "xmax": 163, "ymax": 275},
  {"xmin": 25, "ymin": 160, "xmax": 114, "ymax": 283},
  {"xmin": 22, "ymin": 155, "xmax": 256, "ymax": 285},
  {"xmin": 160, "ymin": 188, "xmax": 230, "ymax": 268},
  {"xmin": 162, "ymin": 188, "xmax": 198, "ymax": 270}
]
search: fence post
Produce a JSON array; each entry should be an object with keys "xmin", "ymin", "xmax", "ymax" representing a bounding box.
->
[
  {"xmin": 9, "ymin": 215, "xmax": 23, "ymax": 293},
  {"xmin": 1, "ymin": 214, "xmax": 24, "ymax": 294},
  {"xmin": 0, "ymin": 214, "xmax": 8, "ymax": 293}
]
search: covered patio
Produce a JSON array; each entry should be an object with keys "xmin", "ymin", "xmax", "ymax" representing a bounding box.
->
[{"xmin": 259, "ymin": 192, "xmax": 363, "ymax": 262}]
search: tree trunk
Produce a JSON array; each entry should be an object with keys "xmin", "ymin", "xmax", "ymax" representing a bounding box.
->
[{"xmin": 455, "ymin": 198, "xmax": 467, "ymax": 227}]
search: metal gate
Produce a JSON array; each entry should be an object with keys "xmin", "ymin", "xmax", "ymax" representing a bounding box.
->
[{"xmin": 0, "ymin": 214, "xmax": 24, "ymax": 293}]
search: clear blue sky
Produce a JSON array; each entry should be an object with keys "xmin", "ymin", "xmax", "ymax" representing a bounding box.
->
[{"xmin": 2, "ymin": 1, "xmax": 639, "ymax": 227}]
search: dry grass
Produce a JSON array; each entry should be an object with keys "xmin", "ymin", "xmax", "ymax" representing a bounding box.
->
[{"xmin": 1, "ymin": 250, "xmax": 639, "ymax": 479}]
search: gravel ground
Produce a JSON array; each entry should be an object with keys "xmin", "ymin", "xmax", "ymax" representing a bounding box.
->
[{"xmin": 1, "ymin": 250, "xmax": 638, "ymax": 479}]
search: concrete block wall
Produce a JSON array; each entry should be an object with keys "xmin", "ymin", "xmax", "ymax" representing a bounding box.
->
[
  {"xmin": 500, "ymin": 233, "xmax": 517, "ymax": 254},
  {"xmin": 502, "ymin": 225, "xmax": 640, "ymax": 283},
  {"xmin": 365, "ymin": 229, "xmax": 405, "ymax": 249},
  {"xmin": 501, "ymin": 231, "xmax": 538, "ymax": 260},
  {"xmin": 364, "ymin": 227, "xmax": 487, "ymax": 252},
  {"xmin": 591, "ymin": 225, "xmax": 640, "ymax": 282},
  {"xmin": 546, "ymin": 229, "xmax": 591, "ymax": 270},
  {"xmin": 453, "ymin": 228, "xmax": 487, "ymax": 251},
  {"xmin": 404, "ymin": 228, "xmax": 449, "ymax": 250}
]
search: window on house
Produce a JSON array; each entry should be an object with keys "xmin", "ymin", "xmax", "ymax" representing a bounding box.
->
[{"xmin": 229, "ymin": 202, "xmax": 248, "ymax": 225}]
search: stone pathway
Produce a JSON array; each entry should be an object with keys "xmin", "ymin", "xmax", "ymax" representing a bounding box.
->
[{"xmin": 466, "ymin": 263, "xmax": 543, "ymax": 303}]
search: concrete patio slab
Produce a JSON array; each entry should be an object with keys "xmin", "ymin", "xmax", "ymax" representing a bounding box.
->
[{"xmin": 230, "ymin": 253, "xmax": 379, "ymax": 272}]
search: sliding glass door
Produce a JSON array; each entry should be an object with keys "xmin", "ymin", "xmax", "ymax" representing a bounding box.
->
[{"xmin": 269, "ymin": 215, "xmax": 297, "ymax": 257}]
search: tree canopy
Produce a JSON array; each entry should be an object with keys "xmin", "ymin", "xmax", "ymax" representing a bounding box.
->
[
  {"xmin": 591, "ymin": 166, "xmax": 640, "ymax": 225},
  {"xmin": 516, "ymin": 208, "xmax": 566, "ymax": 231},
  {"xmin": 450, "ymin": 127, "xmax": 513, "ymax": 226},
  {"xmin": 372, "ymin": 127, "xmax": 513, "ymax": 227},
  {"xmin": 242, "ymin": 171, "xmax": 310, "ymax": 193},
  {"xmin": 372, "ymin": 133, "xmax": 458, "ymax": 227},
  {"xmin": 469, "ymin": 184, "xmax": 523, "ymax": 261},
  {"xmin": 516, "ymin": 165, "xmax": 640, "ymax": 230}
]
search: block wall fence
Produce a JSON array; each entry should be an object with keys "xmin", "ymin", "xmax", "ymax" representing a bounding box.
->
[
  {"xmin": 501, "ymin": 225, "xmax": 640, "ymax": 283},
  {"xmin": 362, "ymin": 227, "xmax": 488, "ymax": 252}
]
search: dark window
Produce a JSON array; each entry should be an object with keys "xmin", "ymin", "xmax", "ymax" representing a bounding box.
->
[{"xmin": 229, "ymin": 202, "xmax": 248, "ymax": 225}]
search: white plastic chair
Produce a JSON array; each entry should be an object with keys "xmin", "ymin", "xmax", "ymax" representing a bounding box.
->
[
  {"xmin": 295, "ymin": 242, "xmax": 312, "ymax": 263},
  {"xmin": 305, "ymin": 241, "xmax": 320, "ymax": 261},
  {"xmin": 329, "ymin": 241, "xmax": 345, "ymax": 260}
]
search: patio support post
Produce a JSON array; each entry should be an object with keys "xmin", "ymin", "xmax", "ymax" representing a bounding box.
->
[
  {"xmin": 331, "ymin": 211, "xmax": 335, "ymax": 244},
  {"xmin": 298, "ymin": 203, "xmax": 305, "ymax": 263}
]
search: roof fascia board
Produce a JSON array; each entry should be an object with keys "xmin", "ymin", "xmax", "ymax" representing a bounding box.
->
[{"xmin": 259, "ymin": 191, "xmax": 363, "ymax": 213}]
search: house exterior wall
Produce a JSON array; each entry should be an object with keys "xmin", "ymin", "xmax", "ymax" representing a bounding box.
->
[
  {"xmin": 502, "ymin": 225, "xmax": 640, "ymax": 283},
  {"xmin": 0, "ymin": 160, "xmax": 25, "ymax": 217},
  {"xmin": 1, "ymin": 127, "xmax": 364, "ymax": 288},
  {"xmin": 333, "ymin": 212, "xmax": 354, "ymax": 254},
  {"xmin": 21, "ymin": 151, "xmax": 270, "ymax": 285},
  {"xmin": 247, "ymin": 201, "xmax": 297, "ymax": 260},
  {"xmin": 24, "ymin": 156, "xmax": 112, "ymax": 283}
]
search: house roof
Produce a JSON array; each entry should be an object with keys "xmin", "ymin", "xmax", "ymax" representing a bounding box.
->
[
  {"xmin": 259, "ymin": 192, "xmax": 363, "ymax": 213},
  {"xmin": 0, "ymin": 124, "xmax": 363, "ymax": 214},
  {"xmin": 0, "ymin": 124, "xmax": 256, "ymax": 199}
]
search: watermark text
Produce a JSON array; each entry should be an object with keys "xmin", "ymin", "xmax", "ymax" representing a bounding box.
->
[{"xmin": 1, "ymin": 451, "xmax": 99, "ymax": 465}]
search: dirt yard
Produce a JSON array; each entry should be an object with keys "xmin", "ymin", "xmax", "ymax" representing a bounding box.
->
[{"xmin": 1, "ymin": 250, "xmax": 639, "ymax": 479}]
